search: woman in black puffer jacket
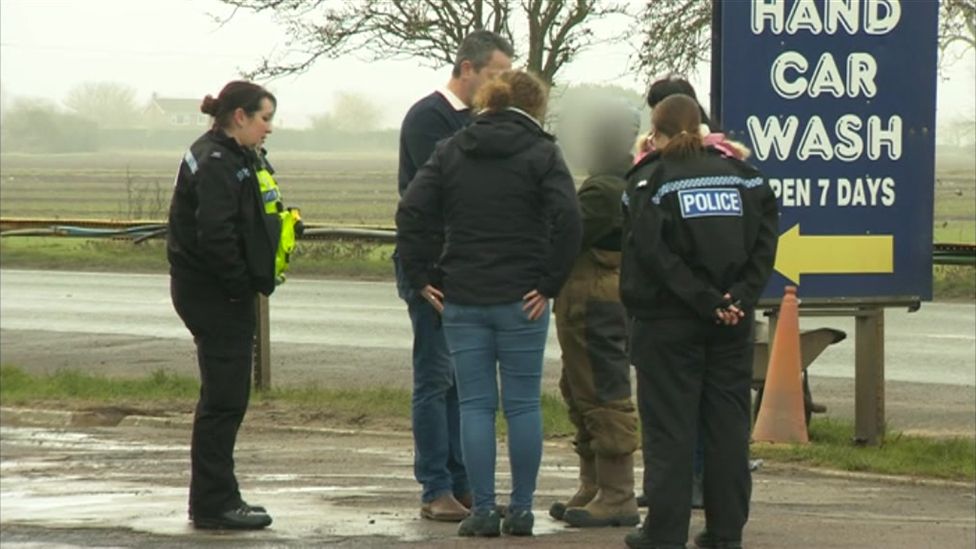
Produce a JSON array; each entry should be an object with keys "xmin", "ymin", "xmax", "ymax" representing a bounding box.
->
[{"xmin": 396, "ymin": 69, "xmax": 582, "ymax": 538}]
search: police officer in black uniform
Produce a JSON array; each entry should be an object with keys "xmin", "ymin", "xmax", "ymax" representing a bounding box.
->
[
  {"xmin": 167, "ymin": 80, "xmax": 279, "ymax": 530},
  {"xmin": 620, "ymin": 94, "xmax": 779, "ymax": 549}
]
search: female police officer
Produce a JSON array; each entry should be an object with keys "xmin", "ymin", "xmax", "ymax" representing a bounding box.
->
[
  {"xmin": 620, "ymin": 94, "xmax": 778, "ymax": 549},
  {"xmin": 167, "ymin": 80, "xmax": 278, "ymax": 530}
]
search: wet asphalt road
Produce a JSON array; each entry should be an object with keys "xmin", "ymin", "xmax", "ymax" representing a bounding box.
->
[
  {"xmin": 0, "ymin": 269, "xmax": 974, "ymax": 547},
  {"xmin": 1, "ymin": 268, "xmax": 974, "ymax": 436},
  {"xmin": 1, "ymin": 268, "xmax": 973, "ymax": 384},
  {"xmin": 1, "ymin": 419, "xmax": 974, "ymax": 549}
]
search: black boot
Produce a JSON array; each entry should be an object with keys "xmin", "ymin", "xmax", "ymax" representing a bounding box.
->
[
  {"xmin": 694, "ymin": 529, "xmax": 743, "ymax": 548},
  {"xmin": 192, "ymin": 504, "xmax": 272, "ymax": 530},
  {"xmin": 624, "ymin": 527, "xmax": 687, "ymax": 549}
]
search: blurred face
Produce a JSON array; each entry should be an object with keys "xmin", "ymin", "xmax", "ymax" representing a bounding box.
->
[
  {"xmin": 461, "ymin": 49, "xmax": 512, "ymax": 105},
  {"xmin": 232, "ymin": 97, "xmax": 275, "ymax": 148}
]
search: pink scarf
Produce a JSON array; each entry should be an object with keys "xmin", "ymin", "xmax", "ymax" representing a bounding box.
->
[{"xmin": 633, "ymin": 131, "xmax": 746, "ymax": 165}]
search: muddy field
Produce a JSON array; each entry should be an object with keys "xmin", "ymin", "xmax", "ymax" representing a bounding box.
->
[
  {"xmin": 1, "ymin": 148, "xmax": 973, "ymax": 241},
  {"xmin": 0, "ymin": 151, "xmax": 401, "ymax": 226}
]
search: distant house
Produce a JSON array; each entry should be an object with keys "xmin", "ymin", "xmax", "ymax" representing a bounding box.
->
[{"xmin": 144, "ymin": 93, "xmax": 210, "ymax": 128}]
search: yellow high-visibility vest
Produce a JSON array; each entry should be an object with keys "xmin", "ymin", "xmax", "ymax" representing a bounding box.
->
[{"xmin": 255, "ymin": 167, "xmax": 300, "ymax": 283}]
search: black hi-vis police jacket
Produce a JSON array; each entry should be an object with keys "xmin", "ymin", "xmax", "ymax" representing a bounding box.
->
[
  {"xmin": 620, "ymin": 148, "xmax": 779, "ymax": 321},
  {"xmin": 167, "ymin": 130, "xmax": 279, "ymax": 299}
]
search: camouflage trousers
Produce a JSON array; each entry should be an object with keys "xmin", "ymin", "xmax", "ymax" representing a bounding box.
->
[{"xmin": 554, "ymin": 249, "xmax": 638, "ymax": 459}]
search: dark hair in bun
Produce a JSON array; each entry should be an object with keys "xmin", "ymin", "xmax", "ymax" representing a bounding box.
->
[
  {"xmin": 200, "ymin": 81, "xmax": 276, "ymax": 130},
  {"xmin": 200, "ymin": 94, "xmax": 221, "ymax": 116}
]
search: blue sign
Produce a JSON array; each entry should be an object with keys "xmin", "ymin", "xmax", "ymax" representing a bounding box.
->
[{"xmin": 715, "ymin": 0, "xmax": 938, "ymax": 300}]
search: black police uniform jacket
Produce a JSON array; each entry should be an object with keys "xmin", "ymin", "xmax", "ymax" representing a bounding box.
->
[
  {"xmin": 396, "ymin": 108, "xmax": 582, "ymax": 304},
  {"xmin": 167, "ymin": 130, "xmax": 279, "ymax": 299},
  {"xmin": 620, "ymin": 148, "xmax": 778, "ymax": 321}
]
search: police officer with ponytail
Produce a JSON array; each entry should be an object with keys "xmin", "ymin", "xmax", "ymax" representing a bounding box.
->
[
  {"xmin": 168, "ymin": 80, "xmax": 297, "ymax": 530},
  {"xmin": 620, "ymin": 94, "xmax": 778, "ymax": 549}
]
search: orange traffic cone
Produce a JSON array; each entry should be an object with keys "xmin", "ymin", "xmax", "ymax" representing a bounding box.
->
[{"xmin": 752, "ymin": 286, "xmax": 809, "ymax": 443}]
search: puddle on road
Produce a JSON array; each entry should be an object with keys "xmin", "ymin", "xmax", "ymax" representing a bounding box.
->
[
  {"xmin": 1, "ymin": 427, "xmax": 568, "ymax": 543},
  {"xmin": 1, "ymin": 426, "xmax": 187, "ymax": 453},
  {"xmin": 2, "ymin": 474, "xmax": 566, "ymax": 542},
  {"xmin": 3, "ymin": 541, "xmax": 101, "ymax": 549}
]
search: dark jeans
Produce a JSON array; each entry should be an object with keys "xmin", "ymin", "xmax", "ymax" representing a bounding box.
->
[
  {"xmin": 171, "ymin": 276, "xmax": 256, "ymax": 518},
  {"xmin": 394, "ymin": 257, "xmax": 467, "ymax": 503},
  {"xmin": 631, "ymin": 314, "xmax": 753, "ymax": 546}
]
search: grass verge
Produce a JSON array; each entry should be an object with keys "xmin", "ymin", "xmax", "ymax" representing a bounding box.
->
[
  {"xmin": 2, "ymin": 366, "xmax": 972, "ymax": 481},
  {"xmin": 751, "ymin": 418, "xmax": 976, "ymax": 481},
  {"xmin": 0, "ymin": 365, "xmax": 573, "ymax": 437},
  {"xmin": 0, "ymin": 236, "xmax": 396, "ymax": 280},
  {"xmin": 933, "ymin": 264, "xmax": 976, "ymax": 300},
  {"xmin": 2, "ymin": 236, "xmax": 974, "ymax": 299},
  {"xmin": 0, "ymin": 237, "xmax": 170, "ymax": 273}
]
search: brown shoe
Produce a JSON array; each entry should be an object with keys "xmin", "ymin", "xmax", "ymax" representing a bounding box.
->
[{"xmin": 421, "ymin": 494, "xmax": 470, "ymax": 522}]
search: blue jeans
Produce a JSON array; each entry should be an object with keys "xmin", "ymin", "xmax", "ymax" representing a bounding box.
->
[
  {"xmin": 395, "ymin": 258, "xmax": 467, "ymax": 503},
  {"xmin": 441, "ymin": 300, "xmax": 550, "ymax": 514}
]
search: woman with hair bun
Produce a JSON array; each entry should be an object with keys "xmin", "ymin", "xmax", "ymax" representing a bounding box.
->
[
  {"xmin": 167, "ymin": 80, "xmax": 284, "ymax": 530},
  {"xmin": 396, "ymin": 69, "xmax": 582, "ymax": 538},
  {"xmin": 621, "ymin": 94, "xmax": 779, "ymax": 549}
]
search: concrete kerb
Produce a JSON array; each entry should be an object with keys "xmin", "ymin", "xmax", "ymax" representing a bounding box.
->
[
  {"xmin": 1, "ymin": 406, "xmax": 125, "ymax": 428},
  {"xmin": 0, "ymin": 406, "xmax": 415, "ymax": 439},
  {"xmin": 758, "ymin": 460, "xmax": 975, "ymax": 490},
  {"xmin": 1, "ymin": 405, "xmax": 972, "ymax": 490}
]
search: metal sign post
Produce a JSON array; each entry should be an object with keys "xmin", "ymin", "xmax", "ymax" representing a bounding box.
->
[
  {"xmin": 714, "ymin": 0, "xmax": 939, "ymax": 444},
  {"xmin": 854, "ymin": 306, "xmax": 885, "ymax": 444},
  {"xmin": 254, "ymin": 294, "xmax": 271, "ymax": 391}
]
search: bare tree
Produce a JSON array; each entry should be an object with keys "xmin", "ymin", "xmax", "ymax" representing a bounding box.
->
[
  {"xmin": 312, "ymin": 91, "xmax": 384, "ymax": 132},
  {"xmin": 215, "ymin": 0, "xmax": 629, "ymax": 85},
  {"xmin": 940, "ymin": 0, "xmax": 976, "ymax": 53},
  {"xmin": 64, "ymin": 81, "xmax": 141, "ymax": 128},
  {"xmin": 2, "ymin": 97, "xmax": 99, "ymax": 153},
  {"xmin": 633, "ymin": 0, "xmax": 710, "ymax": 81},
  {"xmin": 634, "ymin": 0, "xmax": 976, "ymax": 81}
]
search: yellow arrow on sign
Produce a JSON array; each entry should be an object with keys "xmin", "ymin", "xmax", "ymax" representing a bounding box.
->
[{"xmin": 774, "ymin": 224, "xmax": 894, "ymax": 285}]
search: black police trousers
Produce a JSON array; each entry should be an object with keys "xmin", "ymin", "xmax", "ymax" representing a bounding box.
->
[
  {"xmin": 171, "ymin": 276, "xmax": 256, "ymax": 518},
  {"xmin": 630, "ymin": 314, "xmax": 753, "ymax": 546}
]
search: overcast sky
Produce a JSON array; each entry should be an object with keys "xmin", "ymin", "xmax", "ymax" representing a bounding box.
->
[
  {"xmin": 1, "ymin": 0, "xmax": 973, "ymax": 130},
  {"xmin": 0, "ymin": 0, "xmax": 641, "ymax": 129}
]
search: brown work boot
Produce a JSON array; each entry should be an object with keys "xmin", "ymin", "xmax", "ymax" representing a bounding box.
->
[
  {"xmin": 563, "ymin": 453, "xmax": 640, "ymax": 527},
  {"xmin": 549, "ymin": 455, "xmax": 598, "ymax": 520},
  {"xmin": 420, "ymin": 493, "xmax": 470, "ymax": 522}
]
